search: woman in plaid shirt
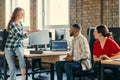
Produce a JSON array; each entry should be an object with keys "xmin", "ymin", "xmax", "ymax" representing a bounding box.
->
[{"xmin": 5, "ymin": 7, "xmax": 37, "ymax": 80}]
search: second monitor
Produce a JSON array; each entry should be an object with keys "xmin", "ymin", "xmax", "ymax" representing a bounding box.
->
[{"xmin": 51, "ymin": 40, "xmax": 68, "ymax": 51}]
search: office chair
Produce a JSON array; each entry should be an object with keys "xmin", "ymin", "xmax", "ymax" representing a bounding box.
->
[
  {"xmin": 73, "ymin": 55, "xmax": 98, "ymax": 80},
  {"xmin": 73, "ymin": 27, "xmax": 98, "ymax": 80},
  {"xmin": 108, "ymin": 27, "xmax": 120, "ymax": 46},
  {"xmin": 73, "ymin": 59, "xmax": 96, "ymax": 80}
]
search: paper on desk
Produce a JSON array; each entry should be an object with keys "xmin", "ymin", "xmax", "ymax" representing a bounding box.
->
[
  {"xmin": 24, "ymin": 49, "xmax": 30, "ymax": 54},
  {"xmin": 112, "ymin": 59, "xmax": 120, "ymax": 62},
  {"xmin": 24, "ymin": 49, "xmax": 34, "ymax": 54}
]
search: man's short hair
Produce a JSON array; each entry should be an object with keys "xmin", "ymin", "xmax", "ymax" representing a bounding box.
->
[{"xmin": 72, "ymin": 24, "xmax": 81, "ymax": 30}]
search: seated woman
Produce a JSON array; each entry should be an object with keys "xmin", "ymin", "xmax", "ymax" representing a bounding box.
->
[{"xmin": 93, "ymin": 25, "xmax": 120, "ymax": 80}]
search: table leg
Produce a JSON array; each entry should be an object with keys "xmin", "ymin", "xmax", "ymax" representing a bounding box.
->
[
  {"xmin": 96, "ymin": 62, "xmax": 101, "ymax": 80},
  {"xmin": 101, "ymin": 64, "xmax": 104, "ymax": 80},
  {"xmin": 50, "ymin": 63, "xmax": 54, "ymax": 80},
  {"xmin": 32, "ymin": 59, "xmax": 35, "ymax": 79}
]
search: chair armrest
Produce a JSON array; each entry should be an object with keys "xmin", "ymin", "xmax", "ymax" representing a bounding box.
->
[
  {"xmin": 79, "ymin": 58, "xmax": 91, "ymax": 63},
  {"xmin": 79, "ymin": 58, "xmax": 96, "ymax": 70}
]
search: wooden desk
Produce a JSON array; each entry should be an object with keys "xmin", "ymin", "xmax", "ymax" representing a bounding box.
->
[
  {"xmin": 1, "ymin": 50, "xmax": 67, "ymax": 80},
  {"xmin": 25, "ymin": 51, "xmax": 67, "ymax": 63},
  {"xmin": 100, "ymin": 60, "xmax": 120, "ymax": 80},
  {"xmin": 25, "ymin": 50, "xmax": 67, "ymax": 80},
  {"xmin": 101, "ymin": 60, "xmax": 120, "ymax": 66}
]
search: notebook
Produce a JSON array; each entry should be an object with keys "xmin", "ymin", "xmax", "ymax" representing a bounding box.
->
[{"xmin": 51, "ymin": 40, "xmax": 68, "ymax": 51}]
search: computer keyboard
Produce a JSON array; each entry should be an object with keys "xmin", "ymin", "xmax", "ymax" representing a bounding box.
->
[{"xmin": 30, "ymin": 50, "xmax": 43, "ymax": 54}]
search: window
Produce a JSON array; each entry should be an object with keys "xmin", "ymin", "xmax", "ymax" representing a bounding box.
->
[
  {"xmin": 49, "ymin": 0, "xmax": 69, "ymax": 25},
  {"xmin": 5, "ymin": 0, "xmax": 30, "ymax": 27},
  {"xmin": 37, "ymin": 0, "xmax": 69, "ymax": 29},
  {"xmin": 5, "ymin": 0, "xmax": 70, "ymax": 41}
]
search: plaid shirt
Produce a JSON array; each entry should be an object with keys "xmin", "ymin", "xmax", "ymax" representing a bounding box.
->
[
  {"xmin": 5, "ymin": 22, "xmax": 27, "ymax": 50},
  {"xmin": 71, "ymin": 33, "xmax": 91, "ymax": 70}
]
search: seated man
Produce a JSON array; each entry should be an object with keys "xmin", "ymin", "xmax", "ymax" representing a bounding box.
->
[{"xmin": 55, "ymin": 24, "xmax": 91, "ymax": 80}]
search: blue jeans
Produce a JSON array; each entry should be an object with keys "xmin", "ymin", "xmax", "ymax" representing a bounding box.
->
[
  {"xmin": 55, "ymin": 61, "xmax": 82, "ymax": 80},
  {"xmin": 5, "ymin": 47, "xmax": 26, "ymax": 80}
]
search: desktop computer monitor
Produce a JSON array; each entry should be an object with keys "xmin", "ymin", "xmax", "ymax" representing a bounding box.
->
[
  {"xmin": 55, "ymin": 28, "xmax": 65, "ymax": 40},
  {"xmin": 51, "ymin": 40, "xmax": 68, "ymax": 51},
  {"xmin": 29, "ymin": 30, "xmax": 50, "ymax": 53}
]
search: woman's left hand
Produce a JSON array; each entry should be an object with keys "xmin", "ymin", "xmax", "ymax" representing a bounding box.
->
[
  {"xmin": 100, "ymin": 55, "xmax": 111, "ymax": 60},
  {"xmin": 25, "ymin": 29, "xmax": 39, "ymax": 35}
]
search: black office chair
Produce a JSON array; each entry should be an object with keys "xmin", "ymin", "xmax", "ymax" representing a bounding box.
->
[
  {"xmin": 108, "ymin": 27, "xmax": 120, "ymax": 46},
  {"xmin": 73, "ymin": 27, "xmax": 98, "ymax": 80},
  {"xmin": 73, "ymin": 55, "xmax": 98, "ymax": 80},
  {"xmin": 73, "ymin": 59, "xmax": 97, "ymax": 80}
]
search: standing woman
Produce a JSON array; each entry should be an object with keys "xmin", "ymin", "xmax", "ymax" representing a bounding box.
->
[{"xmin": 5, "ymin": 7, "xmax": 36, "ymax": 80}]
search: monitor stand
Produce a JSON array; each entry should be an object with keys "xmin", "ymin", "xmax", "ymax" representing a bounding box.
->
[{"xmin": 30, "ymin": 45, "xmax": 43, "ymax": 54}]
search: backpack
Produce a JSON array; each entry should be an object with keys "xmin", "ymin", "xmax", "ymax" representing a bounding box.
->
[{"xmin": 0, "ymin": 29, "xmax": 9, "ymax": 51}]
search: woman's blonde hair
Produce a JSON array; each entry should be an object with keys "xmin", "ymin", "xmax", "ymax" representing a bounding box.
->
[{"xmin": 6, "ymin": 7, "xmax": 24, "ymax": 31}]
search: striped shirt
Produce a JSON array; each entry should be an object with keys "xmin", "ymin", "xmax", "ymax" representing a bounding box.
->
[
  {"xmin": 71, "ymin": 33, "xmax": 91, "ymax": 70},
  {"xmin": 5, "ymin": 22, "xmax": 27, "ymax": 50}
]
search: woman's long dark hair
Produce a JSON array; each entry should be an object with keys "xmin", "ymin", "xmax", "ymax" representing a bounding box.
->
[
  {"xmin": 6, "ymin": 7, "xmax": 24, "ymax": 31},
  {"xmin": 96, "ymin": 25, "xmax": 113, "ymax": 38}
]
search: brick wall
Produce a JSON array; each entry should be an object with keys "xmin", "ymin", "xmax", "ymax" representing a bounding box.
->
[
  {"xmin": 70, "ymin": 0, "xmax": 119, "ymax": 37},
  {"xmin": 102, "ymin": 0, "xmax": 119, "ymax": 27},
  {"xmin": 30, "ymin": 0, "xmax": 37, "ymax": 29},
  {"xmin": 0, "ymin": 0, "xmax": 5, "ymax": 29}
]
